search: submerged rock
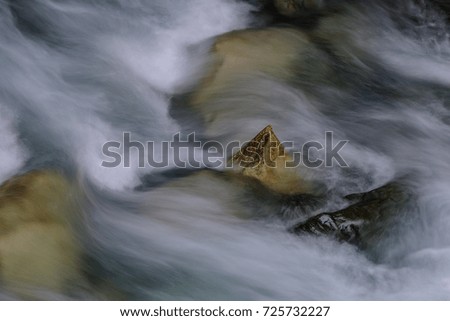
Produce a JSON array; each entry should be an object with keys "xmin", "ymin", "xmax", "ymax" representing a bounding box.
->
[
  {"xmin": 138, "ymin": 167, "xmax": 323, "ymax": 224},
  {"xmin": 0, "ymin": 170, "xmax": 83, "ymax": 297},
  {"xmin": 190, "ymin": 27, "xmax": 314, "ymax": 108},
  {"xmin": 184, "ymin": 25, "xmax": 335, "ymax": 144},
  {"xmin": 138, "ymin": 125, "xmax": 325, "ymax": 220},
  {"xmin": 290, "ymin": 182, "xmax": 414, "ymax": 249}
]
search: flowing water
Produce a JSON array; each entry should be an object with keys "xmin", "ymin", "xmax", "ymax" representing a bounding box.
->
[{"xmin": 0, "ymin": 0, "xmax": 450, "ymax": 300}]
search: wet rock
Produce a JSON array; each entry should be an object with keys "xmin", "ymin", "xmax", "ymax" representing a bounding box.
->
[
  {"xmin": 229, "ymin": 125, "xmax": 311, "ymax": 195},
  {"xmin": 185, "ymin": 25, "xmax": 335, "ymax": 144},
  {"xmin": 190, "ymin": 27, "xmax": 313, "ymax": 108},
  {"xmin": 290, "ymin": 182, "xmax": 414, "ymax": 248},
  {"xmin": 0, "ymin": 170, "xmax": 83, "ymax": 297}
]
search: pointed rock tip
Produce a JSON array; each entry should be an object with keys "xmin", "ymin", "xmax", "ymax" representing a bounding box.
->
[{"xmin": 230, "ymin": 125, "xmax": 286, "ymax": 167}]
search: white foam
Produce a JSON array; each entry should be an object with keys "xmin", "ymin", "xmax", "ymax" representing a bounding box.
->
[{"xmin": 0, "ymin": 105, "xmax": 28, "ymax": 184}]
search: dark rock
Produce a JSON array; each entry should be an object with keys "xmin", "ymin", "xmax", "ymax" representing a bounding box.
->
[{"xmin": 290, "ymin": 182, "xmax": 414, "ymax": 248}]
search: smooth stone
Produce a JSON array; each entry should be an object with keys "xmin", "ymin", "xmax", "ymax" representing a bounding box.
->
[
  {"xmin": 0, "ymin": 170, "xmax": 83, "ymax": 296},
  {"xmin": 190, "ymin": 27, "xmax": 313, "ymax": 108}
]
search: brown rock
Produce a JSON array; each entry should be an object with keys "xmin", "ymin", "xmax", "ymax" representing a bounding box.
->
[
  {"xmin": 190, "ymin": 27, "xmax": 312, "ymax": 108},
  {"xmin": 0, "ymin": 170, "xmax": 83, "ymax": 296},
  {"xmin": 229, "ymin": 125, "xmax": 310, "ymax": 195}
]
